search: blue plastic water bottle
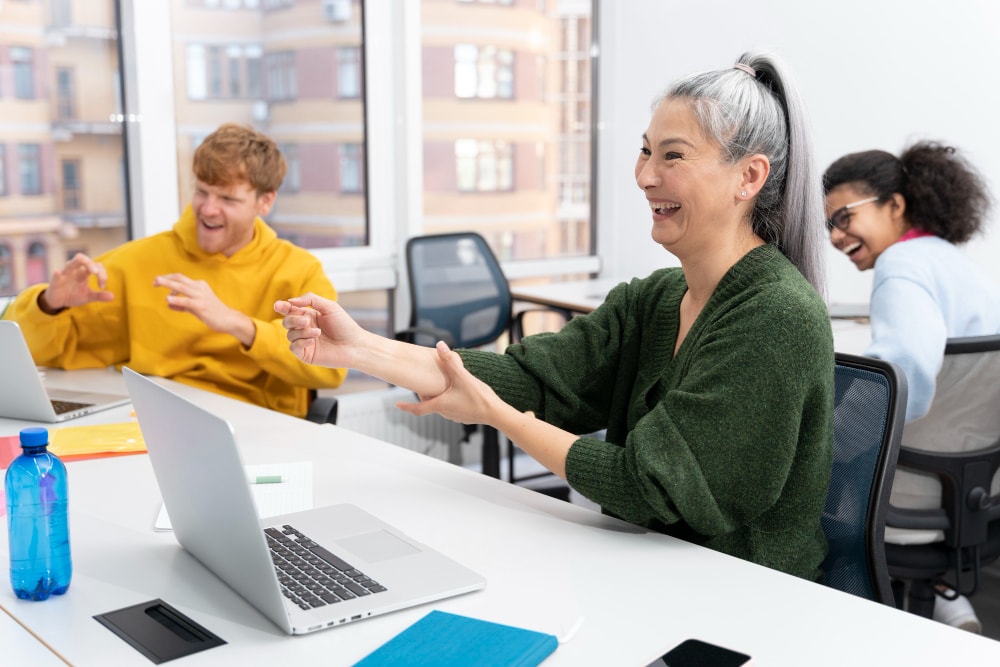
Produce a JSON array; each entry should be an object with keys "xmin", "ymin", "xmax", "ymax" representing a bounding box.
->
[{"xmin": 5, "ymin": 427, "xmax": 72, "ymax": 600}]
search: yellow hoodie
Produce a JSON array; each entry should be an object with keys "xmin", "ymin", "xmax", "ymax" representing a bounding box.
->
[{"xmin": 4, "ymin": 205, "xmax": 346, "ymax": 417}]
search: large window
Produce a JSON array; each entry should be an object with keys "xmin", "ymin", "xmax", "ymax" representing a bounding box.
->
[
  {"xmin": 0, "ymin": 0, "xmax": 599, "ymax": 359},
  {"xmin": 423, "ymin": 0, "xmax": 595, "ymax": 265},
  {"xmin": 0, "ymin": 2, "xmax": 127, "ymax": 298}
]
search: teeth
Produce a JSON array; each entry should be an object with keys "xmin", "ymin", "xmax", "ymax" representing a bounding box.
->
[
  {"xmin": 649, "ymin": 202, "xmax": 680, "ymax": 212},
  {"xmin": 843, "ymin": 242, "xmax": 861, "ymax": 254}
]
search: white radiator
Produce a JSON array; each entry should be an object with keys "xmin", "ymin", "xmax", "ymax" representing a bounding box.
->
[{"xmin": 334, "ymin": 387, "xmax": 477, "ymax": 466}]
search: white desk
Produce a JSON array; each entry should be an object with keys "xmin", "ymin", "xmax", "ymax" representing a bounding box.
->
[
  {"xmin": 512, "ymin": 277, "xmax": 620, "ymax": 316},
  {"xmin": 0, "ymin": 607, "xmax": 70, "ymax": 665},
  {"xmin": 513, "ymin": 277, "xmax": 873, "ymax": 355},
  {"xmin": 830, "ymin": 317, "xmax": 872, "ymax": 355},
  {"xmin": 2, "ymin": 372, "xmax": 999, "ymax": 665}
]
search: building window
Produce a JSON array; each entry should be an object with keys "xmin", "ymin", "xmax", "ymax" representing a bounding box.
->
[
  {"xmin": 280, "ymin": 143, "xmax": 300, "ymax": 193},
  {"xmin": 455, "ymin": 139, "xmax": 513, "ymax": 193},
  {"xmin": 12, "ymin": 47, "xmax": 35, "ymax": 99},
  {"xmin": 228, "ymin": 46, "xmax": 242, "ymax": 96},
  {"xmin": 186, "ymin": 43, "xmax": 263, "ymax": 100},
  {"xmin": 208, "ymin": 46, "xmax": 223, "ymax": 97},
  {"xmin": 186, "ymin": 44, "xmax": 207, "ymax": 99},
  {"xmin": 56, "ymin": 68, "xmax": 75, "ymax": 120},
  {"xmin": 26, "ymin": 241, "xmax": 47, "ymax": 286},
  {"xmin": 246, "ymin": 45, "xmax": 262, "ymax": 98},
  {"xmin": 265, "ymin": 51, "xmax": 297, "ymax": 101},
  {"xmin": 454, "ymin": 44, "xmax": 513, "ymax": 100},
  {"xmin": 52, "ymin": 0, "xmax": 72, "ymax": 27},
  {"xmin": 0, "ymin": 244, "xmax": 11, "ymax": 292},
  {"xmin": 18, "ymin": 144, "xmax": 41, "ymax": 195},
  {"xmin": 340, "ymin": 143, "xmax": 362, "ymax": 193},
  {"xmin": 336, "ymin": 46, "xmax": 360, "ymax": 99},
  {"xmin": 62, "ymin": 159, "xmax": 81, "ymax": 210}
]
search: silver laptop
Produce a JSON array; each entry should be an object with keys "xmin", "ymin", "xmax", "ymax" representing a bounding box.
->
[
  {"xmin": 122, "ymin": 367, "xmax": 485, "ymax": 636},
  {"xmin": 0, "ymin": 320, "xmax": 130, "ymax": 422}
]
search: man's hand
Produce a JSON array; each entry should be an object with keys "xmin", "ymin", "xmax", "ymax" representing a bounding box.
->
[
  {"xmin": 39, "ymin": 253, "xmax": 114, "ymax": 313},
  {"xmin": 154, "ymin": 273, "xmax": 257, "ymax": 347}
]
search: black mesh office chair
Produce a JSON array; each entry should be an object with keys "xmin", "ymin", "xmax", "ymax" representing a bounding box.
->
[
  {"xmin": 394, "ymin": 232, "xmax": 567, "ymax": 486},
  {"xmin": 305, "ymin": 390, "xmax": 338, "ymax": 425},
  {"xmin": 884, "ymin": 334, "xmax": 1000, "ymax": 618},
  {"xmin": 821, "ymin": 353, "xmax": 907, "ymax": 605}
]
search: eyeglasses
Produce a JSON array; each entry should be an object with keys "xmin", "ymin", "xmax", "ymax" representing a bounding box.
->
[{"xmin": 825, "ymin": 196, "xmax": 879, "ymax": 232}]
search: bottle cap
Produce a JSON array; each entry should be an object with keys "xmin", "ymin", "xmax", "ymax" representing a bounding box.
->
[{"xmin": 19, "ymin": 427, "xmax": 49, "ymax": 447}]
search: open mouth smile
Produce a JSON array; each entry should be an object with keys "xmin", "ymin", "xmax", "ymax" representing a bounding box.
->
[{"xmin": 649, "ymin": 201, "xmax": 680, "ymax": 215}]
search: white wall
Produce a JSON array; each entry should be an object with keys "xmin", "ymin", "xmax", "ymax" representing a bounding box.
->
[{"xmin": 596, "ymin": 0, "xmax": 1000, "ymax": 305}]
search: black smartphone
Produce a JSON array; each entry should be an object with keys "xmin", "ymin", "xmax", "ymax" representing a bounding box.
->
[{"xmin": 662, "ymin": 638, "xmax": 752, "ymax": 667}]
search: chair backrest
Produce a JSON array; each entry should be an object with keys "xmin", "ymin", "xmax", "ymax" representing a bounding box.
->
[
  {"xmin": 821, "ymin": 353, "xmax": 907, "ymax": 605},
  {"xmin": 887, "ymin": 335, "xmax": 1000, "ymax": 561},
  {"xmin": 891, "ymin": 335, "xmax": 1000, "ymax": 515},
  {"xmin": 401, "ymin": 232, "xmax": 512, "ymax": 349}
]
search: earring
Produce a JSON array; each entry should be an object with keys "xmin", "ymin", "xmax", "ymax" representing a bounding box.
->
[{"xmin": 740, "ymin": 191, "xmax": 747, "ymax": 198}]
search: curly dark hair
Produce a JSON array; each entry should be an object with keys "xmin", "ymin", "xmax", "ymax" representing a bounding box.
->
[{"xmin": 822, "ymin": 141, "xmax": 992, "ymax": 244}]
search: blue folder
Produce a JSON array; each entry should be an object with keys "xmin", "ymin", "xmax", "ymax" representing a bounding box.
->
[{"xmin": 354, "ymin": 610, "xmax": 558, "ymax": 667}]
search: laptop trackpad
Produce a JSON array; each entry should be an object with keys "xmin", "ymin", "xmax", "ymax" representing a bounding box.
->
[{"xmin": 337, "ymin": 530, "xmax": 420, "ymax": 563}]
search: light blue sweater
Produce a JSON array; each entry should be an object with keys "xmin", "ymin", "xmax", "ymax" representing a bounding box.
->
[{"xmin": 867, "ymin": 236, "xmax": 1000, "ymax": 421}]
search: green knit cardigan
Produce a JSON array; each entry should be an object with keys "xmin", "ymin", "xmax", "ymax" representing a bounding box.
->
[{"xmin": 459, "ymin": 244, "xmax": 834, "ymax": 581}]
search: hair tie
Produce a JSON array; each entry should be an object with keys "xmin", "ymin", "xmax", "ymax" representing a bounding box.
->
[{"xmin": 733, "ymin": 63, "xmax": 756, "ymax": 78}]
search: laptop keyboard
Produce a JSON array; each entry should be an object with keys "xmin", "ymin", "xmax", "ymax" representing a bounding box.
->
[
  {"xmin": 265, "ymin": 524, "xmax": 388, "ymax": 611},
  {"xmin": 50, "ymin": 399, "xmax": 92, "ymax": 414}
]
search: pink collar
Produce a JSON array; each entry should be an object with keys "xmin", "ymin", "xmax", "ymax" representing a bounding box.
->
[{"xmin": 896, "ymin": 228, "xmax": 934, "ymax": 243}]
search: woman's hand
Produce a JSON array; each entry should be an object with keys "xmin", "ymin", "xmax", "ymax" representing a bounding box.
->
[
  {"xmin": 396, "ymin": 341, "xmax": 502, "ymax": 426},
  {"xmin": 274, "ymin": 293, "xmax": 366, "ymax": 368}
]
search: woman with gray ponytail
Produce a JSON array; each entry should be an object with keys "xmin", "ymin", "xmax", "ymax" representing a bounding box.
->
[{"xmin": 277, "ymin": 52, "xmax": 834, "ymax": 581}]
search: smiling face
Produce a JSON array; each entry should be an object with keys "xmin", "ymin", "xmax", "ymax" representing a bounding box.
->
[
  {"xmin": 191, "ymin": 179, "xmax": 276, "ymax": 257},
  {"xmin": 825, "ymin": 183, "xmax": 908, "ymax": 271},
  {"xmin": 634, "ymin": 97, "xmax": 748, "ymax": 256}
]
